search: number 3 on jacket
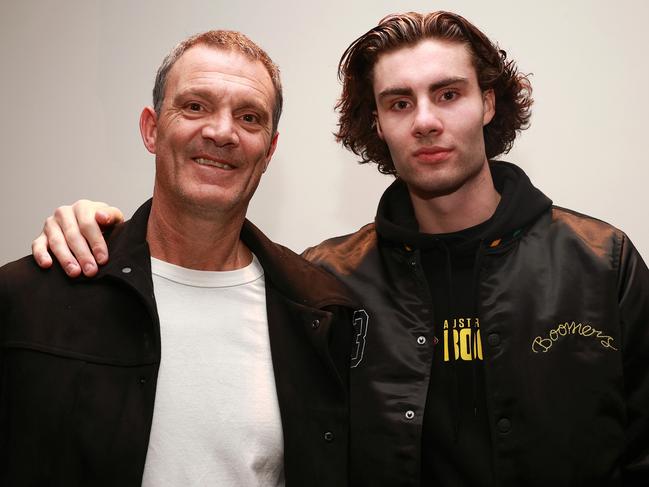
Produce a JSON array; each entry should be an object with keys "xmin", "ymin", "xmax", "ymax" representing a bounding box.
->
[{"xmin": 351, "ymin": 309, "xmax": 369, "ymax": 368}]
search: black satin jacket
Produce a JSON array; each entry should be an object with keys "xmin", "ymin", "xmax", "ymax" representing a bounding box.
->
[
  {"xmin": 304, "ymin": 205, "xmax": 649, "ymax": 487},
  {"xmin": 0, "ymin": 200, "xmax": 356, "ymax": 487}
]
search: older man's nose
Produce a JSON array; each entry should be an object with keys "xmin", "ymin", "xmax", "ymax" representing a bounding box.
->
[{"xmin": 202, "ymin": 112, "xmax": 239, "ymax": 146}]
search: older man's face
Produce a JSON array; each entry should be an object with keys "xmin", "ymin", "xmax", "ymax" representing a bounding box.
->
[{"xmin": 141, "ymin": 44, "xmax": 277, "ymax": 217}]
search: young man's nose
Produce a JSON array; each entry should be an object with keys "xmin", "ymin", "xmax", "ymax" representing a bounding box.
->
[{"xmin": 413, "ymin": 102, "xmax": 443, "ymax": 138}]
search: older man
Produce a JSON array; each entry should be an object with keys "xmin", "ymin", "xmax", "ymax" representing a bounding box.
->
[{"xmin": 0, "ymin": 31, "xmax": 355, "ymax": 486}]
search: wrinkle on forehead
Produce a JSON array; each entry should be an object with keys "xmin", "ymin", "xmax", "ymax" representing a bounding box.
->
[
  {"xmin": 167, "ymin": 46, "xmax": 275, "ymax": 108},
  {"xmin": 182, "ymin": 66, "xmax": 272, "ymax": 97}
]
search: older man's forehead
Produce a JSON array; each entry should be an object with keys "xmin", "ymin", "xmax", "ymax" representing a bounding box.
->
[{"xmin": 167, "ymin": 45, "xmax": 275, "ymax": 104}]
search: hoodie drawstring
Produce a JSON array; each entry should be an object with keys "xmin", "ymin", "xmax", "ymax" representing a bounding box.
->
[
  {"xmin": 439, "ymin": 242, "xmax": 463, "ymax": 441},
  {"xmin": 470, "ymin": 240, "xmax": 486, "ymax": 417}
]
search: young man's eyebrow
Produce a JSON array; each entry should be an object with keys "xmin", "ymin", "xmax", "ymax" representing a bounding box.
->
[
  {"xmin": 377, "ymin": 87, "xmax": 414, "ymax": 99},
  {"xmin": 377, "ymin": 77, "xmax": 469, "ymax": 100},
  {"xmin": 428, "ymin": 76, "xmax": 469, "ymax": 92}
]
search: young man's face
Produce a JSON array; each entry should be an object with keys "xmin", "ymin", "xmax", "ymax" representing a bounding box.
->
[
  {"xmin": 140, "ymin": 44, "xmax": 278, "ymax": 217},
  {"xmin": 372, "ymin": 39, "xmax": 495, "ymax": 199}
]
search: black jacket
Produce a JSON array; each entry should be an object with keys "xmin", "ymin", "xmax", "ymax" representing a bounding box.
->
[
  {"xmin": 304, "ymin": 162, "xmax": 649, "ymax": 486},
  {"xmin": 0, "ymin": 200, "xmax": 357, "ymax": 487}
]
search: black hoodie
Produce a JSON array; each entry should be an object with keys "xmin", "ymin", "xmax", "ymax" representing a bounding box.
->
[{"xmin": 375, "ymin": 161, "xmax": 552, "ymax": 486}]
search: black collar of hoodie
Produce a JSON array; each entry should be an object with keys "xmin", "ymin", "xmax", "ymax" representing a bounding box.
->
[{"xmin": 375, "ymin": 160, "xmax": 553, "ymax": 253}]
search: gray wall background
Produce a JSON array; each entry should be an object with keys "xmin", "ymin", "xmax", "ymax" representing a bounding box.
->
[{"xmin": 1, "ymin": 0, "xmax": 648, "ymax": 264}]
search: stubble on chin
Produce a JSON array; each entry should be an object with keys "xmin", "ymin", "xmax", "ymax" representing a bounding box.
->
[{"xmin": 399, "ymin": 163, "xmax": 475, "ymax": 200}]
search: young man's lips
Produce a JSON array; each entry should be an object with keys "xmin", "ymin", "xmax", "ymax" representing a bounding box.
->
[{"xmin": 412, "ymin": 147, "xmax": 453, "ymax": 162}]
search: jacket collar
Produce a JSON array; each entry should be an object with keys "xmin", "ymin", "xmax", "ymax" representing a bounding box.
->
[
  {"xmin": 94, "ymin": 199, "xmax": 152, "ymax": 286},
  {"xmin": 242, "ymin": 220, "xmax": 357, "ymax": 309},
  {"xmin": 97, "ymin": 199, "xmax": 356, "ymax": 310}
]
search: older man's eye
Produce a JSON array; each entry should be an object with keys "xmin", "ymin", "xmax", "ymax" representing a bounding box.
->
[
  {"xmin": 188, "ymin": 103, "xmax": 202, "ymax": 111},
  {"xmin": 241, "ymin": 113, "xmax": 259, "ymax": 123}
]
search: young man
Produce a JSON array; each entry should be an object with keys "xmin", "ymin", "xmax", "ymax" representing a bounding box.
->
[
  {"xmin": 30, "ymin": 11, "xmax": 649, "ymax": 487},
  {"xmin": 1, "ymin": 31, "xmax": 355, "ymax": 486}
]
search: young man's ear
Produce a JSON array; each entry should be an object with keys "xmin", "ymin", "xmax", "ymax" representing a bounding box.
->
[
  {"xmin": 482, "ymin": 89, "xmax": 496, "ymax": 126},
  {"xmin": 373, "ymin": 111, "xmax": 384, "ymax": 140},
  {"xmin": 140, "ymin": 106, "xmax": 158, "ymax": 154}
]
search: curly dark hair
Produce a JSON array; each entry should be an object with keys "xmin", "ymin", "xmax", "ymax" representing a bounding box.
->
[{"xmin": 335, "ymin": 11, "xmax": 533, "ymax": 175}]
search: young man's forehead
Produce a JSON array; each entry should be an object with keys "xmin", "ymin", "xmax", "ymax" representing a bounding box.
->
[
  {"xmin": 374, "ymin": 38, "xmax": 474, "ymax": 68},
  {"xmin": 372, "ymin": 39, "xmax": 477, "ymax": 90}
]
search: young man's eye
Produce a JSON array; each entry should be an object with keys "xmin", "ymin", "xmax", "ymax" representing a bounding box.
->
[
  {"xmin": 391, "ymin": 100, "xmax": 410, "ymax": 110},
  {"xmin": 440, "ymin": 90, "xmax": 458, "ymax": 101}
]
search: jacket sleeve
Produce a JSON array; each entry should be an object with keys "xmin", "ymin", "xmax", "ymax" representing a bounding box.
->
[
  {"xmin": 0, "ymin": 269, "xmax": 6, "ymax": 390},
  {"xmin": 617, "ymin": 235, "xmax": 649, "ymax": 483},
  {"xmin": 0, "ymin": 267, "xmax": 8, "ymax": 429}
]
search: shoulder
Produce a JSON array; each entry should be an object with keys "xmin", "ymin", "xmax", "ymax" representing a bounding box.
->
[
  {"xmin": 0, "ymin": 254, "xmax": 68, "ymax": 293},
  {"xmin": 242, "ymin": 220, "xmax": 359, "ymax": 309},
  {"xmin": 0, "ymin": 254, "xmax": 73, "ymax": 325},
  {"xmin": 520, "ymin": 206, "xmax": 639, "ymax": 276},
  {"xmin": 302, "ymin": 223, "xmax": 377, "ymax": 269},
  {"xmin": 547, "ymin": 206, "xmax": 626, "ymax": 259},
  {"xmin": 551, "ymin": 206, "xmax": 624, "ymax": 239}
]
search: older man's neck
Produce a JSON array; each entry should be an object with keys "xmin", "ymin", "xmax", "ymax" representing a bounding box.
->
[{"xmin": 146, "ymin": 196, "xmax": 252, "ymax": 271}]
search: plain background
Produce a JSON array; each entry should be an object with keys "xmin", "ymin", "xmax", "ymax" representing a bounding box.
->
[{"xmin": 1, "ymin": 0, "xmax": 648, "ymax": 264}]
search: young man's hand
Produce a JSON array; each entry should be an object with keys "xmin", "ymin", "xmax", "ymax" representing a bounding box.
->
[{"xmin": 32, "ymin": 200, "xmax": 124, "ymax": 277}]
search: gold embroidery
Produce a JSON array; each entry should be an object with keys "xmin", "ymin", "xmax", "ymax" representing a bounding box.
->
[{"xmin": 531, "ymin": 321, "xmax": 618, "ymax": 353}]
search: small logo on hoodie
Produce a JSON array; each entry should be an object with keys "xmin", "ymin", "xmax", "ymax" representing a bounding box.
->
[{"xmin": 442, "ymin": 317, "xmax": 483, "ymax": 361}]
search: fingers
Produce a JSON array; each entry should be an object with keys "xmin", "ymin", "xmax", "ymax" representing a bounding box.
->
[
  {"xmin": 95, "ymin": 206, "xmax": 125, "ymax": 228},
  {"xmin": 31, "ymin": 232, "xmax": 53, "ymax": 269},
  {"xmin": 43, "ymin": 211, "xmax": 86, "ymax": 277},
  {"xmin": 31, "ymin": 200, "xmax": 121, "ymax": 278},
  {"xmin": 71, "ymin": 201, "xmax": 114, "ymax": 267}
]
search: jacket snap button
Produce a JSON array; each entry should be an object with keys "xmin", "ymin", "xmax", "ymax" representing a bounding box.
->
[
  {"xmin": 311, "ymin": 319, "xmax": 320, "ymax": 329},
  {"xmin": 405, "ymin": 410, "xmax": 415, "ymax": 420},
  {"xmin": 324, "ymin": 431, "xmax": 334, "ymax": 442},
  {"xmin": 409, "ymin": 259, "xmax": 417, "ymax": 267},
  {"xmin": 417, "ymin": 336, "xmax": 426, "ymax": 345},
  {"xmin": 497, "ymin": 417, "xmax": 511, "ymax": 433},
  {"xmin": 139, "ymin": 377, "xmax": 147, "ymax": 385},
  {"xmin": 487, "ymin": 333, "xmax": 500, "ymax": 346},
  {"xmin": 121, "ymin": 267, "xmax": 132, "ymax": 274}
]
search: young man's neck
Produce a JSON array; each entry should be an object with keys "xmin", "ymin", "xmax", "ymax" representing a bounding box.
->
[
  {"xmin": 409, "ymin": 162, "xmax": 501, "ymax": 235},
  {"xmin": 146, "ymin": 195, "xmax": 252, "ymax": 271}
]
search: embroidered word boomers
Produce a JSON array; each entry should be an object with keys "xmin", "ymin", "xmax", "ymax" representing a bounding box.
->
[{"xmin": 532, "ymin": 321, "xmax": 617, "ymax": 353}]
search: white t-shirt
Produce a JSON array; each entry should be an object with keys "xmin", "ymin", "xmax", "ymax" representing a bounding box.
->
[{"xmin": 141, "ymin": 255, "xmax": 285, "ymax": 487}]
